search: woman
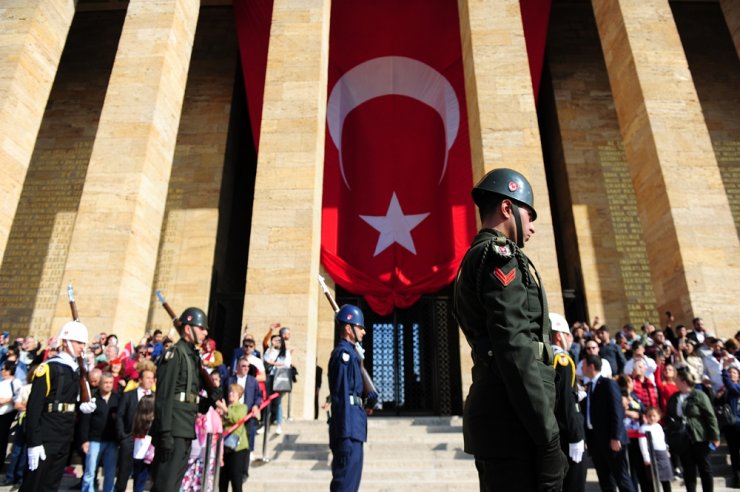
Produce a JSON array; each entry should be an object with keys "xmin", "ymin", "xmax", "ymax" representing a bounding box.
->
[
  {"xmin": 263, "ymin": 334, "xmax": 291, "ymax": 434},
  {"xmin": 655, "ymin": 362, "xmax": 680, "ymax": 416},
  {"xmin": 721, "ymin": 364, "xmax": 740, "ymax": 487},
  {"xmin": 666, "ymin": 369, "xmax": 720, "ymax": 492},
  {"xmin": 220, "ymin": 383, "xmax": 249, "ymax": 492},
  {"xmin": 618, "ymin": 374, "xmax": 647, "ymax": 491},
  {"xmin": 676, "ymin": 340, "xmax": 704, "ymax": 384}
]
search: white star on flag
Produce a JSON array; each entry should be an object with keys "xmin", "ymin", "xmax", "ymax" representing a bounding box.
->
[{"xmin": 360, "ymin": 193, "xmax": 430, "ymax": 256}]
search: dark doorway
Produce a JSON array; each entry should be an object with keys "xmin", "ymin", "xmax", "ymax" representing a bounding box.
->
[{"xmin": 336, "ymin": 285, "xmax": 462, "ymax": 416}]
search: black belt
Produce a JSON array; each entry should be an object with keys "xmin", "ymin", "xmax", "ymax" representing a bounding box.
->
[{"xmin": 46, "ymin": 403, "xmax": 76, "ymax": 413}]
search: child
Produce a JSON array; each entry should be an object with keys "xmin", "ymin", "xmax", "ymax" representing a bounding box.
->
[
  {"xmin": 639, "ymin": 406, "xmax": 674, "ymax": 492},
  {"xmin": 131, "ymin": 394, "xmax": 155, "ymax": 492}
]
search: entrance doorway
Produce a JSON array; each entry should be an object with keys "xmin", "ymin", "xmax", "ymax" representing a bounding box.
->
[{"xmin": 336, "ymin": 286, "xmax": 463, "ymax": 416}]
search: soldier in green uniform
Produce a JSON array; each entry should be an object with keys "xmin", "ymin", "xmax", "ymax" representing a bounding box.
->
[
  {"xmin": 151, "ymin": 307, "xmax": 225, "ymax": 492},
  {"xmin": 453, "ymin": 168, "xmax": 566, "ymax": 491},
  {"xmin": 550, "ymin": 313, "xmax": 586, "ymax": 492}
]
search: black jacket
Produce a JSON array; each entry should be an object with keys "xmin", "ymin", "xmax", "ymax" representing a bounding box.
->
[
  {"xmin": 582, "ymin": 375, "xmax": 628, "ymax": 447},
  {"xmin": 79, "ymin": 389, "xmax": 120, "ymax": 443}
]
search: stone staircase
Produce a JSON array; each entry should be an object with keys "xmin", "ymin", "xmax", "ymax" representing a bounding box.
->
[
  {"xmin": 245, "ymin": 416, "xmax": 740, "ymax": 492},
  {"xmin": 246, "ymin": 416, "xmax": 479, "ymax": 492}
]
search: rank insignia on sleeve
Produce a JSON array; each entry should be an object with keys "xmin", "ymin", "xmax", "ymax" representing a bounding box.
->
[
  {"xmin": 342, "ymin": 352, "xmax": 350, "ymax": 363},
  {"xmin": 493, "ymin": 267, "xmax": 516, "ymax": 286}
]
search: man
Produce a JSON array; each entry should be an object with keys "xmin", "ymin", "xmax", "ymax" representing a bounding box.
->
[
  {"xmin": 688, "ymin": 317, "xmax": 711, "ymax": 348},
  {"xmin": 623, "ymin": 340, "xmax": 657, "ymax": 381},
  {"xmin": 453, "ymin": 168, "xmax": 566, "ymax": 491},
  {"xmin": 596, "ymin": 327, "xmax": 626, "ymax": 375},
  {"xmin": 115, "ymin": 362, "xmax": 155, "ymax": 492},
  {"xmin": 227, "ymin": 357, "xmax": 262, "ymax": 478},
  {"xmin": 80, "ymin": 372, "xmax": 120, "ymax": 492},
  {"xmin": 150, "ymin": 307, "xmax": 225, "ymax": 492},
  {"xmin": 550, "ymin": 313, "xmax": 586, "ymax": 492},
  {"xmin": 581, "ymin": 354, "xmax": 634, "ymax": 492},
  {"xmin": 328, "ymin": 304, "xmax": 369, "ymax": 492},
  {"xmin": 22, "ymin": 321, "xmax": 96, "ymax": 491},
  {"xmin": 703, "ymin": 337, "xmax": 740, "ymax": 392},
  {"xmin": 576, "ymin": 339, "xmax": 612, "ymax": 380}
]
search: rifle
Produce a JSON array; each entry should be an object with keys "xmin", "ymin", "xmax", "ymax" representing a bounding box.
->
[
  {"xmin": 317, "ymin": 275, "xmax": 381, "ymax": 410},
  {"xmin": 67, "ymin": 283, "xmax": 91, "ymax": 403},
  {"xmin": 154, "ymin": 290, "xmax": 220, "ymax": 397}
]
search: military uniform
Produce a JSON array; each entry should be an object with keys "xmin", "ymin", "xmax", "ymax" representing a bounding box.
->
[
  {"xmin": 151, "ymin": 338, "xmax": 217, "ymax": 492},
  {"xmin": 328, "ymin": 338, "xmax": 367, "ymax": 492},
  {"xmin": 454, "ymin": 228, "xmax": 564, "ymax": 491},
  {"xmin": 552, "ymin": 346, "xmax": 586, "ymax": 492},
  {"xmin": 21, "ymin": 352, "xmax": 80, "ymax": 492}
]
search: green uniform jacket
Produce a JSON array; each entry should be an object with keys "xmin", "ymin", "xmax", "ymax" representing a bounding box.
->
[
  {"xmin": 152, "ymin": 338, "xmax": 214, "ymax": 440},
  {"xmin": 454, "ymin": 228, "xmax": 558, "ymax": 458},
  {"xmin": 667, "ymin": 389, "xmax": 720, "ymax": 444}
]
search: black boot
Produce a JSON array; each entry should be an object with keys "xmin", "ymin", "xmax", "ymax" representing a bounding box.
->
[{"xmin": 732, "ymin": 470, "xmax": 740, "ymax": 488}]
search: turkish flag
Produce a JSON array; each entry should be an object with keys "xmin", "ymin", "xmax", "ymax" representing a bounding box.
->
[{"xmin": 321, "ymin": 0, "xmax": 477, "ymax": 315}]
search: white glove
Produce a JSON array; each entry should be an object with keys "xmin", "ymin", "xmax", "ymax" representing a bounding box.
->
[
  {"xmin": 28, "ymin": 445, "xmax": 46, "ymax": 471},
  {"xmin": 80, "ymin": 397, "xmax": 96, "ymax": 414},
  {"xmin": 569, "ymin": 440, "xmax": 584, "ymax": 463}
]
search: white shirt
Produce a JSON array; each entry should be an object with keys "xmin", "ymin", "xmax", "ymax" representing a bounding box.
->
[
  {"xmin": 236, "ymin": 374, "xmax": 248, "ymax": 390},
  {"xmin": 0, "ymin": 377, "xmax": 21, "ymax": 415},
  {"xmin": 703, "ymin": 353, "xmax": 740, "ymax": 392},
  {"xmin": 248, "ymin": 354, "xmax": 265, "ymax": 375},
  {"xmin": 263, "ymin": 347, "xmax": 291, "ymax": 370},
  {"xmin": 137, "ymin": 387, "xmax": 153, "ymax": 400},
  {"xmin": 639, "ymin": 422, "xmax": 668, "ymax": 463}
]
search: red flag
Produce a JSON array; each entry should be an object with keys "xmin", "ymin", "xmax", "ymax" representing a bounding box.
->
[
  {"xmin": 119, "ymin": 340, "xmax": 134, "ymax": 360},
  {"xmin": 233, "ymin": 0, "xmax": 274, "ymax": 150},
  {"xmin": 321, "ymin": 0, "xmax": 477, "ymax": 315}
]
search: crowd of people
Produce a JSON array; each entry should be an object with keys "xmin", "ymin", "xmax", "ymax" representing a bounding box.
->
[
  {"xmin": 563, "ymin": 312, "xmax": 738, "ymax": 492},
  {"xmin": 0, "ymin": 320, "xmax": 295, "ymax": 492}
]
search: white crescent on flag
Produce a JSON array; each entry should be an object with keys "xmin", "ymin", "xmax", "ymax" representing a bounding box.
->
[{"xmin": 326, "ymin": 56, "xmax": 460, "ymax": 189}]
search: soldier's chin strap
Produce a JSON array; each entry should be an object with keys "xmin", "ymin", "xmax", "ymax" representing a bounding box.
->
[
  {"xmin": 511, "ymin": 202, "xmax": 525, "ymax": 248},
  {"xmin": 349, "ymin": 324, "xmax": 365, "ymax": 360}
]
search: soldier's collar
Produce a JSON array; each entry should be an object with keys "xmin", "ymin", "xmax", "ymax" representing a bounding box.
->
[{"xmin": 49, "ymin": 351, "xmax": 79, "ymax": 371}]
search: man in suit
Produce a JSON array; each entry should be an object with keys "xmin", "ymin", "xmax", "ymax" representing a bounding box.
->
[
  {"xmin": 227, "ymin": 356, "xmax": 262, "ymax": 479},
  {"xmin": 115, "ymin": 363, "xmax": 155, "ymax": 491},
  {"xmin": 581, "ymin": 354, "xmax": 635, "ymax": 492}
]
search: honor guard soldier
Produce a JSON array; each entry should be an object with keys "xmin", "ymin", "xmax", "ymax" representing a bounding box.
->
[
  {"xmin": 328, "ymin": 304, "xmax": 368, "ymax": 492},
  {"xmin": 550, "ymin": 313, "xmax": 586, "ymax": 492},
  {"xmin": 453, "ymin": 168, "xmax": 567, "ymax": 491},
  {"xmin": 151, "ymin": 307, "xmax": 225, "ymax": 492},
  {"xmin": 22, "ymin": 321, "xmax": 96, "ymax": 492}
]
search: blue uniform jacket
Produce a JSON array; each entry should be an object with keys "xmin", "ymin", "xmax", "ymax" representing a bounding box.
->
[{"xmin": 328, "ymin": 339, "xmax": 367, "ymax": 444}]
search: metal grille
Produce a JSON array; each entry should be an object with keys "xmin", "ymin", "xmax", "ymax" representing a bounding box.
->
[{"xmin": 435, "ymin": 299, "xmax": 452, "ymax": 415}]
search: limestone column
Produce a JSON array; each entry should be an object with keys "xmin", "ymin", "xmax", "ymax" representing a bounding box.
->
[
  {"xmin": 51, "ymin": 0, "xmax": 200, "ymax": 341},
  {"xmin": 242, "ymin": 0, "xmax": 331, "ymax": 419},
  {"xmin": 593, "ymin": 0, "xmax": 740, "ymax": 335},
  {"xmin": 721, "ymin": 0, "xmax": 740, "ymax": 60},
  {"xmin": 0, "ymin": 0, "xmax": 75, "ymax": 267},
  {"xmin": 457, "ymin": 0, "xmax": 564, "ymax": 309}
]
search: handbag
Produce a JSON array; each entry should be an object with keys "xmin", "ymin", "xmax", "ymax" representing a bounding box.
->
[
  {"xmin": 715, "ymin": 402, "xmax": 736, "ymax": 427},
  {"xmin": 272, "ymin": 366, "xmax": 293, "ymax": 393},
  {"xmin": 223, "ymin": 432, "xmax": 240, "ymax": 450}
]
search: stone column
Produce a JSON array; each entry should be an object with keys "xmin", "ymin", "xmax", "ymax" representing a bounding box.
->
[
  {"xmin": 0, "ymin": 0, "xmax": 75, "ymax": 268},
  {"xmin": 51, "ymin": 0, "xmax": 200, "ymax": 341},
  {"xmin": 593, "ymin": 0, "xmax": 740, "ymax": 334},
  {"xmin": 457, "ymin": 0, "xmax": 564, "ymax": 311},
  {"xmin": 721, "ymin": 0, "xmax": 740, "ymax": 60},
  {"xmin": 242, "ymin": 0, "xmax": 331, "ymax": 419}
]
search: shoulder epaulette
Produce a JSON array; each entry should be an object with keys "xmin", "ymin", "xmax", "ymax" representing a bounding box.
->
[
  {"xmin": 552, "ymin": 353, "xmax": 576, "ymax": 387},
  {"xmin": 33, "ymin": 363, "xmax": 52, "ymax": 397}
]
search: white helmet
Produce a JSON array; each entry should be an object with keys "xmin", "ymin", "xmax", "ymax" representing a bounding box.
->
[
  {"xmin": 58, "ymin": 321, "xmax": 89, "ymax": 344},
  {"xmin": 549, "ymin": 313, "xmax": 570, "ymax": 335}
]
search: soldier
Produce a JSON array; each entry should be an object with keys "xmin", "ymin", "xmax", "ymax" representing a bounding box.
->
[
  {"xmin": 453, "ymin": 168, "xmax": 566, "ymax": 491},
  {"xmin": 550, "ymin": 313, "xmax": 586, "ymax": 492},
  {"xmin": 328, "ymin": 304, "xmax": 368, "ymax": 492},
  {"xmin": 150, "ymin": 307, "xmax": 225, "ymax": 492},
  {"xmin": 22, "ymin": 321, "xmax": 96, "ymax": 492}
]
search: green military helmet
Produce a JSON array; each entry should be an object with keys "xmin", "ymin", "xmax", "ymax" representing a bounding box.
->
[
  {"xmin": 472, "ymin": 168, "xmax": 537, "ymax": 220},
  {"xmin": 179, "ymin": 307, "xmax": 208, "ymax": 330}
]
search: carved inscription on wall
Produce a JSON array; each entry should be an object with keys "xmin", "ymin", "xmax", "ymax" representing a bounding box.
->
[
  {"xmin": 715, "ymin": 140, "xmax": 740, "ymax": 237},
  {"xmin": 599, "ymin": 142, "xmax": 658, "ymax": 324},
  {"xmin": 0, "ymin": 142, "xmax": 90, "ymax": 337}
]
